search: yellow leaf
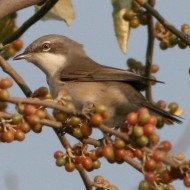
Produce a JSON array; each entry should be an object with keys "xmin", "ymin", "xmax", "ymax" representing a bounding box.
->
[
  {"xmin": 36, "ymin": 0, "xmax": 75, "ymax": 25},
  {"xmin": 112, "ymin": 0, "xmax": 132, "ymax": 54}
]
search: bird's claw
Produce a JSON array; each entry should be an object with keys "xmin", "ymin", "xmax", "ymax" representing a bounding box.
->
[{"xmin": 82, "ymin": 102, "xmax": 95, "ymax": 119}]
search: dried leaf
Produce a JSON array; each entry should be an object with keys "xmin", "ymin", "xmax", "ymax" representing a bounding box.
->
[
  {"xmin": 112, "ymin": 0, "xmax": 133, "ymax": 54},
  {"xmin": 174, "ymin": 107, "xmax": 184, "ymax": 116},
  {"xmin": 35, "ymin": 0, "xmax": 75, "ymax": 25},
  {"xmin": 0, "ymin": 14, "xmax": 15, "ymax": 41}
]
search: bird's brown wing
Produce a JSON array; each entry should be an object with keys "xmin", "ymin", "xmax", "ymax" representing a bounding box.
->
[{"xmin": 60, "ymin": 56, "xmax": 162, "ymax": 88}]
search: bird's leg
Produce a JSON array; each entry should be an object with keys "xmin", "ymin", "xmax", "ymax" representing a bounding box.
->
[{"xmin": 82, "ymin": 101, "xmax": 95, "ymax": 119}]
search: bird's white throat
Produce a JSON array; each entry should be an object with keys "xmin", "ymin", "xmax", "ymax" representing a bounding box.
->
[{"xmin": 28, "ymin": 52, "xmax": 67, "ymax": 78}]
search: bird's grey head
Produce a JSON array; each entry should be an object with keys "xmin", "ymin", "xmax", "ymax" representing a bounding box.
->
[{"xmin": 14, "ymin": 34, "xmax": 85, "ymax": 77}]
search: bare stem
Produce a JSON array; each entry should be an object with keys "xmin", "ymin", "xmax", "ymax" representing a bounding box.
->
[
  {"xmin": 144, "ymin": 0, "xmax": 155, "ymax": 102},
  {"xmin": 0, "ymin": 96, "xmax": 74, "ymax": 114},
  {"xmin": 0, "ymin": 55, "xmax": 32, "ymax": 97}
]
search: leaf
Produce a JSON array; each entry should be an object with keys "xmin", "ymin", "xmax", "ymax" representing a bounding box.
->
[
  {"xmin": 112, "ymin": 0, "xmax": 133, "ymax": 54},
  {"xmin": 35, "ymin": 0, "xmax": 75, "ymax": 25},
  {"xmin": 0, "ymin": 14, "xmax": 15, "ymax": 42}
]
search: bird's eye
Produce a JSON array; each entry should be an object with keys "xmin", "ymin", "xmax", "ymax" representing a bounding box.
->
[{"xmin": 42, "ymin": 42, "xmax": 51, "ymax": 51}]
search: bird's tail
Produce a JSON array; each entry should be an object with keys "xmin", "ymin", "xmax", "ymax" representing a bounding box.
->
[{"xmin": 142, "ymin": 103, "xmax": 182, "ymax": 124}]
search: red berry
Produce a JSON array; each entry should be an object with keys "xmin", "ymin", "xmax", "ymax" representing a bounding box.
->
[
  {"xmin": 144, "ymin": 159, "xmax": 157, "ymax": 171},
  {"xmin": 65, "ymin": 162, "xmax": 75, "ymax": 172},
  {"xmin": 184, "ymin": 177, "xmax": 190, "ymax": 187},
  {"xmin": 143, "ymin": 124, "xmax": 155, "ymax": 136},
  {"xmin": 54, "ymin": 151, "xmax": 64, "ymax": 159},
  {"xmin": 160, "ymin": 141, "xmax": 172, "ymax": 152},
  {"xmin": 1, "ymin": 130, "xmax": 14, "ymax": 143},
  {"xmin": 0, "ymin": 78, "xmax": 13, "ymax": 89},
  {"xmin": 152, "ymin": 151, "xmax": 164, "ymax": 162},
  {"xmin": 102, "ymin": 145, "xmax": 115, "ymax": 162},
  {"xmin": 12, "ymin": 39, "xmax": 23, "ymax": 51},
  {"xmin": 81, "ymin": 123, "xmax": 92, "ymax": 137},
  {"xmin": 91, "ymin": 113, "xmax": 103, "ymax": 126},
  {"xmin": 23, "ymin": 104, "xmax": 37, "ymax": 116},
  {"xmin": 145, "ymin": 172, "xmax": 156, "ymax": 183},
  {"xmin": 14, "ymin": 130, "xmax": 25, "ymax": 141},
  {"xmin": 133, "ymin": 148, "xmax": 143, "ymax": 158},
  {"xmin": 82, "ymin": 157, "xmax": 93, "ymax": 171},
  {"xmin": 126, "ymin": 112, "xmax": 138, "ymax": 125},
  {"xmin": 94, "ymin": 175, "xmax": 104, "ymax": 184}
]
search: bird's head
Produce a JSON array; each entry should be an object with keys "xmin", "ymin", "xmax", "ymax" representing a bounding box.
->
[{"xmin": 14, "ymin": 34, "xmax": 84, "ymax": 77}]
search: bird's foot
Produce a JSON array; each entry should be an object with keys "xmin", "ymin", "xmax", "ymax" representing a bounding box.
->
[
  {"xmin": 55, "ymin": 94, "xmax": 73, "ymax": 106},
  {"xmin": 82, "ymin": 101, "xmax": 95, "ymax": 119}
]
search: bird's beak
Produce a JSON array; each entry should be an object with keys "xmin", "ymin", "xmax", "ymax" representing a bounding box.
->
[{"xmin": 13, "ymin": 52, "xmax": 31, "ymax": 60}]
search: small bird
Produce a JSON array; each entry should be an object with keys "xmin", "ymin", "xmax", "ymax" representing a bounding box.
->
[{"xmin": 14, "ymin": 34, "xmax": 181, "ymax": 127}]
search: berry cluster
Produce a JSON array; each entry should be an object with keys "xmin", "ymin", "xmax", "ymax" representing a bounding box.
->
[
  {"xmin": 94, "ymin": 175, "xmax": 118, "ymax": 190},
  {"xmin": 54, "ymin": 144, "xmax": 101, "ymax": 172},
  {"xmin": 121, "ymin": 107, "xmax": 160, "ymax": 147},
  {"xmin": 16, "ymin": 104, "xmax": 47, "ymax": 133},
  {"xmin": 156, "ymin": 22, "xmax": 190, "ymax": 50},
  {"xmin": 0, "ymin": 78, "xmax": 49, "ymax": 142},
  {"xmin": 0, "ymin": 13, "xmax": 23, "ymax": 59},
  {"xmin": 123, "ymin": 1, "xmax": 148, "ymax": 28}
]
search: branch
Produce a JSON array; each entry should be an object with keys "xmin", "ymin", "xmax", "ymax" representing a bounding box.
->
[
  {"xmin": 99, "ymin": 124, "xmax": 129, "ymax": 142},
  {"xmin": 2, "ymin": 0, "xmax": 59, "ymax": 46},
  {"xmin": 0, "ymin": 96, "xmax": 74, "ymax": 114},
  {"xmin": 144, "ymin": 0, "xmax": 155, "ymax": 102},
  {"xmin": 0, "ymin": 55, "xmax": 32, "ymax": 97},
  {"xmin": 0, "ymin": 0, "xmax": 45, "ymax": 20},
  {"xmin": 135, "ymin": 0, "xmax": 190, "ymax": 46}
]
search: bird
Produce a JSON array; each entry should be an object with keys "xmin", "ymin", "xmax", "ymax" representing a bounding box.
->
[{"xmin": 13, "ymin": 34, "xmax": 181, "ymax": 127}]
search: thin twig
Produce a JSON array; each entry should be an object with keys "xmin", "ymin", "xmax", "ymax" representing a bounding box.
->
[
  {"xmin": 2, "ymin": 0, "xmax": 59, "ymax": 46},
  {"xmin": 0, "ymin": 55, "xmax": 32, "ymax": 97},
  {"xmin": 99, "ymin": 124, "xmax": 129, "ymax": 142},
  {"xmin": 144, "ymin": 0, "xmax": 155, "ymax": 102},
  {"xmin": 0, "ymin": 96, "xmax": 74, "ymax": 114},
  {"xmin": 135, "ymin": 0, "xmax": 190, "ymax": 46}
]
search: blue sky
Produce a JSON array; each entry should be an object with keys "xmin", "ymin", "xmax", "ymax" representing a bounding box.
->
[{"xmin": 1, "ymin": 1, "xmax": 190, "ymax": 189}]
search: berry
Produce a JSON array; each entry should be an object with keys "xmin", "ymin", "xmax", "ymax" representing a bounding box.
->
[
  {"xmin": 102, "ymin": 145, "xmax": 115, "ymax": 162},
  {"xmin": 54, "ymin": 151, "xmax": 64, "ymax": 159},
  {"xmin": 94, "ymin": 175, "xmax": 104, "ymax": 184},
  {"xmin": 1, "ymin": 130, "xmax": 14, "ymax": 143},
  {"xmin": 184, "ymin": 177, "xmax": 190, "ymax": 187},
  {"xmin": 56, "ymin": 157, "xmax": 66, "ymax": 167},
  {"xmin": 144, "ymin": 159, "xmax": 157, "ymax": 171},
  {"xmin": 80, "ymin": 123, "xmax": 92, "ymax": 137},
  {"xmin": 0, "ymin": 89, "xmax": 10, "ymax": 100},
  {"xmin": 126, "ymin": 112, "xmax": 138, "ymax": 125},
  {"xmin": 136, "ymin": 135, "xmax": 149, "ymax": 147},
  {"xmin": 12, "ymin": 39, "xmax": 23, "ymax": 51},
  {"xmin": 130, "ymin": 18, "xmax": 140, "ymax": 28},
  {"xmin": 133, "ymin": 126, "xmax": 144, "ymax": 137},
  {"xmin": 145, "ymin": 172, "xmax": 156, "ymax": 183},
  {"xmin": 23, "ymin": 104, "xmax": 37, "ymax": 116},
  {"xmin": 69, "ymin": 116, "xmax": 82, "ymax": 127},
  {"xmin": 82, "ymin": 157, "xmax": 93, "ymax": 171},
  {"xmin": 96, "ymin": 104, "xmax": 107, "ymax": 114},
  {"xmin": 65, "ymin": 162, "xmax": 75, "ymax": 172},
  {"xmin": 14, "ymin": 130, "xmax": 25, "ymax": 141},
  {"xmin": 0, "ymin": 78, "xmax": 13, "ymax": 89},
  {"xmin": 72, "ymin": 127, "xmax": 83, "ymax": 138},
  {"xmin": 91, "ymin": 113, "xmax": 103, "ymax": 126}
]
